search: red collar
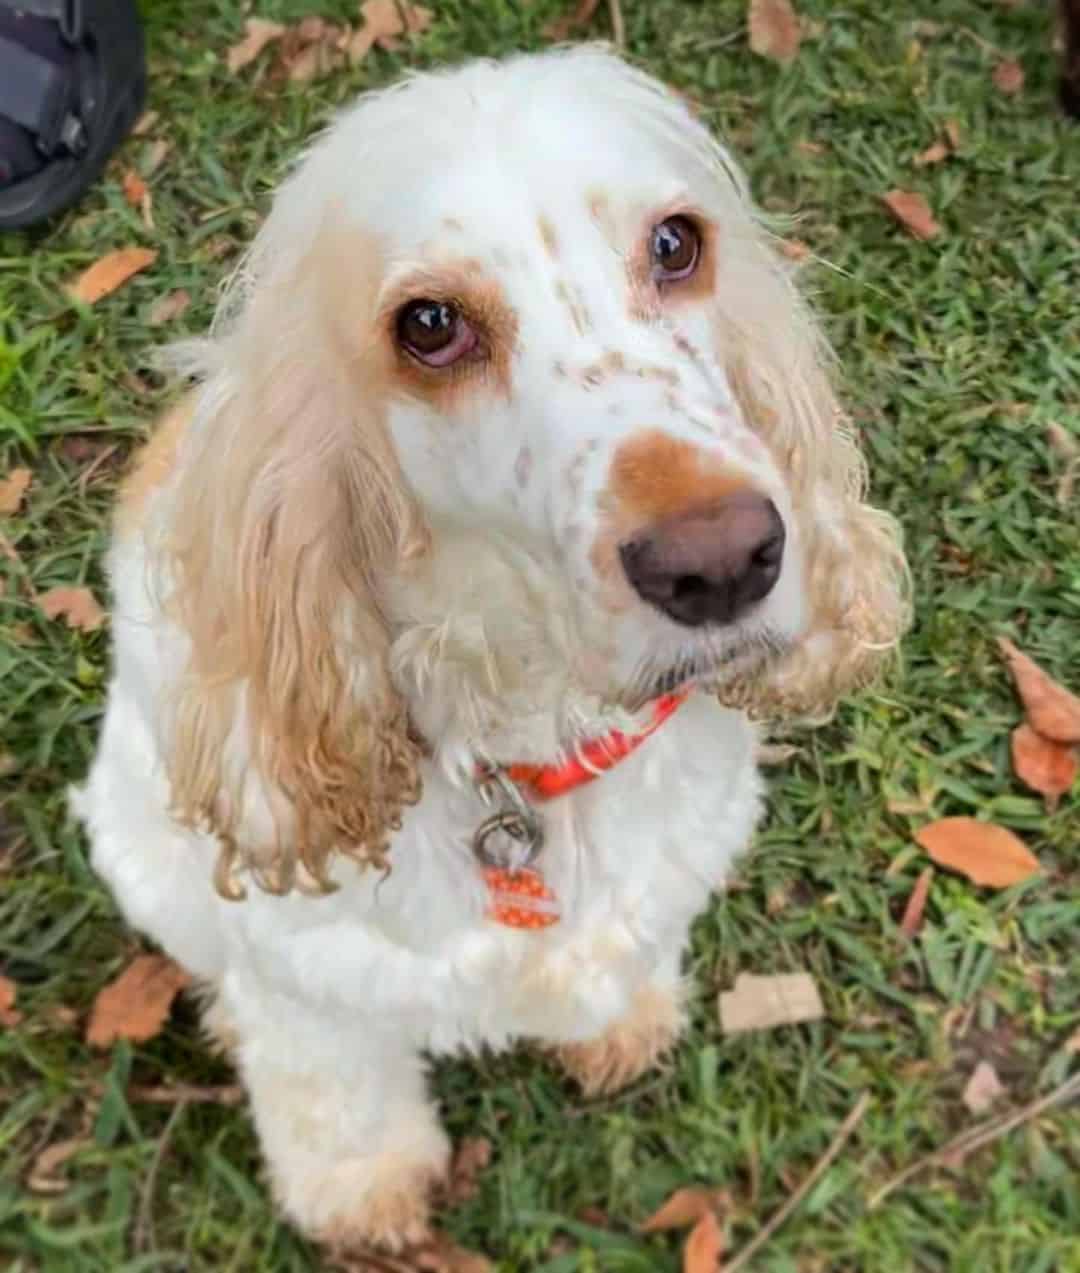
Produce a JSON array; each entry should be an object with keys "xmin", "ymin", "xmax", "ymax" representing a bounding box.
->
[{"xmin": 500, "ymin": 690, "xmax": 689, "ymax": 802}]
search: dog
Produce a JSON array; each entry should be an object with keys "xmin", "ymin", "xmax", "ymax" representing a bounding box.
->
[{"xmin": 74, "ymin": 46, "xmax": 908, "ymax": 1252}]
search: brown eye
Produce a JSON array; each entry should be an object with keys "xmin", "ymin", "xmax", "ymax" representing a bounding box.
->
[
  {"xmin": 396, "ymin": 299, "xmax": 477, "ymax": 367},
  {"xmin": 650, "ymin": 216, "xmax": 700, "ymax": 282}
]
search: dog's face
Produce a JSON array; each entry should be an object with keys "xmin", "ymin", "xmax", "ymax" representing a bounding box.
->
[
  {"xmin": 162, "ymin": 50, "xmax": 908, "ymax": 888},
  {"xmin": 374, "ymin": 146, "xmax": 805, "ymax": 722}
]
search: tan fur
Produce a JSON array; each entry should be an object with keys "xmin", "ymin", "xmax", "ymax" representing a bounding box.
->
[
  {"xmin": 555, "ymin": 982, "xmax": 684, "ymax": 1097},
  {"xmin": 607, "ymin": 428, "xmax": 749, "ymax": 523},
  {"xmin": 114, "ymin": 396, "xmax": 195, "ymax": 535},
  {"xmin": 158, "ymin": 227, "xmax": 428, "ymax": 897},
  {"xmin": 311, "ymin": 1158, "xmax": 439, "ymax": 1254}
]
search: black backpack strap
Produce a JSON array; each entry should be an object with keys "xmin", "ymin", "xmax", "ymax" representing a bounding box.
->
[{"xmin": 0, "ymin": 32, "xmax": 84, "ymax": 156}]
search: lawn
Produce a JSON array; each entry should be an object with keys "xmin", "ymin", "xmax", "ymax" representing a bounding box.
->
[{"xmin": 1, "ymin": 0, "xmax": 1079, "ymax": 1269}]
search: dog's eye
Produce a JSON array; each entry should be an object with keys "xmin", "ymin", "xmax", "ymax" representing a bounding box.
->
[
  {"xmin": 650, "ymin": 216, "xmax": 700, "ymax": 283},
  {"xmin": 396, "ymin": 299, "xmax": 477, "ymax": 367}
]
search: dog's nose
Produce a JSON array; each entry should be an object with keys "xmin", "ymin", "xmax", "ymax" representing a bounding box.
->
[{"xmin": 618, "ymin": 493, "xmax": 785, "ymax": 627}]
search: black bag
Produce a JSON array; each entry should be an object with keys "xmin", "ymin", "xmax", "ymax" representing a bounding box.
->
[{"xmin": 0, "ymin": 0, "xmax": 145, "ymax": 230}]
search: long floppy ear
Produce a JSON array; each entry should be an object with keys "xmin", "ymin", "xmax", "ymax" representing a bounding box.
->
[
  {"xmin": 155, "ymin": 201, "xmax": 427, "ymax": 897},
  {"xmin": 715, "ymin": 235, "xmax": 911, "ymax": 719}
]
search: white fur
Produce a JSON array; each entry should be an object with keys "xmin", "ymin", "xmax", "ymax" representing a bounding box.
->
[{"xmin": 72, "ymin": 47, "xmax": 886, "ymax": 1251}]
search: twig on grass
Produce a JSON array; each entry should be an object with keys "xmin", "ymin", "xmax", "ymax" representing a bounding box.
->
[
  {"xmin": 869, "ymin": 1070, "xmax": 1080, "ymax": 1209},
  {"xmin": 133, "ymin": 1097, "xmax": 187, "ymax": 1254},
  {"xmin": 722, "ymin": 1092, "xmax": 871, "ymax": 1273}
]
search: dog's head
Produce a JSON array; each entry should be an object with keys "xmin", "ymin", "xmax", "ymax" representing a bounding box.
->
[{"xmin": 156, "ymin": 48, "xmax": 908, "ymax": 893}]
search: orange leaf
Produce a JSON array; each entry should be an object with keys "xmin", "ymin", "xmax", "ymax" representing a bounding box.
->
[
  {"xmin": 881, "ymin": 190, "xmax": 941, "ymax": 241},
  {"xmin": 1010, "ymin": 724, "xmax": 1077, "ymax": 812},
  {"xmin": 68, "ymin": 247, "xmax": 157, "ymax": 305},
  {"xmin": 899, "ymin": 866, "xmax": 934, "ymax": 939},
  {"xmin": 0, "ymin": 974, "xmax": 21, "ymax": 1027},
  {"xmin": 748, "ymin": 0, "xmax": 802, "ymax": 64},
  {"xmin": 0, "ymin": 467, "xmax": 31, "ymax": 515},
  {"xmin": 992, "ymin": 59, "xmax": 1024, "ymax": 95},
  {"xmin": 226, "ymin": 17, "xmax": 286, "ymax": 72},
  {"xmin": 148, "ymin": 289, "xmax": 191, "ymax": 327},
  {"xmin": 998, "ymin": 638, "xmax": 1080, "ymax": 743},
  {"xmin": 121, "ymin": 169, "xmax": 148, "ymax": 207},
  {"xmin": 640, "ymin": 1187, "xmax": 729, "ymax": 1234},
  {"xmin": 347, "ymin": 0, "xmax": 433, "ymax": 61},
  {"xmin": 37, "ymin": 586, "xmax": 106, "ymax": 632},
  {"xmin": 914, "ymin": 818, "xmax": 1040, "ymax": 889},
  {"xmin": 682, "ymin": 1209, "xmax": 724, "ymax": 1273},
  {"xmin": 86, "ymin": 954, "xmax": 190, "ymax": 1048},
  {"xmin": 913, "ymin": 140, "xmax": 949, "ymax": 167}
]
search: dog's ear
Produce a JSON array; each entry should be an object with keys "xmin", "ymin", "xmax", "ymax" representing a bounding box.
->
[
  {"xmin": 716, "ymin": 241, "xmax": 910, "ymax": 719},
  {"xmin": 155, "ymin": 210, "xmax": 428, "ymax": 897}
]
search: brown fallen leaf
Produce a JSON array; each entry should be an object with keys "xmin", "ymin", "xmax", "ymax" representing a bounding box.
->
[
  {"xmin": 778, "ymin": 238, "xmax": 810, "ymax": 261},
  {"xmin": 899, "ymin": 866, "xmax": 934, "ymax": 939},
  {"xmin": 413, "ymin": 1230, "xmax": 494, "ymax": 1273},
  {"xmin": 682, "ymin": 1208, "xmax": 724, "ymax": 1273},
  {"xmin": 719, "ymin": 972, "xmax": 824, "ymax": 1034},
  {"xmin": 38, "ymin": 586, "xmax": 106, "ymax": 633},
  {"xmin": 962, "ymin": 1059, "xmax": 1005, "ymax": 1116},
  {"xmin": 992, "ymin": 59, "xmax": 1025, "ymax": 95},
  {"xmin": 795, "ymin": 139, "xmax": 825, "ymax": 156},
  {"xmin": 998, "ymin": 638, "xmax": 1080, "ymax": 744},
  {"xmin": 68, "ymin": 247, "xmax": 157, "ymax": 305},
  {"xmin": 26, "ymin": 1136, "xmax": 89, "ymax": 1194},
  {"xmin": 913, "ymin": 140, "xmax": 950, "ymax": 167},
  {"xmin": 445, "ymin": 1136, "xmax": 492, "ymax": 1206},
  {"xmin": 640, "ymin": 1186, "xmax": 729, "ymax": 1234},
  {"xmin": 148, "ymin": 289, "xmax": 191, "ymax": 327},
  {"xmin": 121, "ymin": 169, "xmax": 148, "ymax": 207},
  {"xmin": 1010, "ymin": 723, "xmax": 1077, "ymax": 813},
  {"xmin": 0, "ymin": 974, "xmax": 21, "ymax": 1027},
  {"xmin": 914, "ymin": 818, "xmax": 1040, "ymax": 889},
  {"xmin": 86, "ymin": 954, "xmax": 191, "ymax": 1048},
  {"xmin": 226, "ymin": 17, "xmax": 286, "ymax": 72},
  {"xmin": 748, "ymin": 0, "xmax": 802, "ymax": 64},
  {"xmin": 543, "ymin": 0, "xmax": 601, "ymax": 41},
  {"xmin": 881, "ymin": 190, "xmax": 941, "ymax": 241},
  {"xmin": 347, "ymin": 0, "xmax": 433, "ymax": 62},
  {"xmin": 1046, "ymin": 422, "xmax": 1079, "ymax": 506},
  {"xmin": 0, "ymin": 467, "xmax": 31, "ymax": 515}
]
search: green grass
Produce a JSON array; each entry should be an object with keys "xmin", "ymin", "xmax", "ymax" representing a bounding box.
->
[{"xmin": 2, "ymin": 0, "xmax": 1079, "ymax": 1269}]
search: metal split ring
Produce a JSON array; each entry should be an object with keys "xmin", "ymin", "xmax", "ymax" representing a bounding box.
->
[{"xmin": 472, "ymin": 767, "xmax": 544, "ymax": 872}]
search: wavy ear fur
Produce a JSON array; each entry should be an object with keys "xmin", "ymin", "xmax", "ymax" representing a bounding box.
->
[
  {"xmin": 156, "ymin": 208, "xmax": 427, "ymax": 897},
  {"xmin": 715, "ymin": 237, "xmax": 910, "ymax": 719}
]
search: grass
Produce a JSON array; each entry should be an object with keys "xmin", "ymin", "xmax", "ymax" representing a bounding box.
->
[{"xmin": 1, "ymin": 0, "xmax": 1079, "ymax": 1268}]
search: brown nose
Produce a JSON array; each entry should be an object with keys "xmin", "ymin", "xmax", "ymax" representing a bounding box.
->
[{"xmin": 618, "ymin": 492, "xmax": 785, "ymax": 627}]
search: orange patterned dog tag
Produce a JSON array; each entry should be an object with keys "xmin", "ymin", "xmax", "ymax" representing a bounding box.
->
[{"xmin": 483, "ymin": 866, "xmax": 560, "ymax": 930}]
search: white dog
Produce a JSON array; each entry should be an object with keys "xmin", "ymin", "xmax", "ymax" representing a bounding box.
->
[{"xmin": 75, "ymin": 46, "xmax": 907, "ymax": 1252}]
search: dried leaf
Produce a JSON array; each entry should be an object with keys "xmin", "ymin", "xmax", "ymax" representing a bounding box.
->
[
  {"xmin": 795, "ymin": 139, "xmax": 825, "ymax": 156},
  {"xmin": 413, "ymin": 1230, "xmax": 494, "ymax": 1272},
  {"xmin": 682, "ymin": 1209, "xmax": 724, "ymax": 1273},
  {"xmin": 944, "ymin": 119, "xmax": 962, "ymax": 150},
  {"xmin": 913, "ymin": 140, "xmax": 949, "ymax": 167},
  {"xmin": 899, "ymin": 867, "xmax": 934, "ymax": 939},
  {"xmin": 543, "ymin": 0, "xmax": 601, "ymax": 40},
  {"xmin": 142, "ymin": 139, "xmax": 171, "ymax": 177},
  {"xmin": 962, "ymin": 1060, "xmax": 1005, "ymax": 1115},
  {"xmin": 914, "ymin": 817, "xmax": 1041, "ymax": 889},
  {"xmin": 640, "ymin": 1186, "xmax": 728, "ymax": 1233},
  {"xmin": 0, "ymin": 974, "xmax": 21, "ymax": 1027},
  {"xmin": 347, "ymin": 0, "xmax": 432, "ymax": 61},
  {"xmin": 992, "ymin": 59, "xmax": 1025, "ymax": 95},
  {"xmin": 86, "ymin": 954, "xmax": 190, "ymax": 1048},
  {"xmin": 27, "ymin": 1136, "xmax": 88, "ymax": 1194},
  {"xmin": 121, "ymin": 169, "xmax": 148, "ymax": 207},
  {"xmin": 227, "ymin": 17, "xmax": 286, "ymax": 72},
  {"xmin": 148, "ymin": 289, "xmax": 191, "ymax": 327},
  {"xmin": 445, "ymin": 1136, "xmax": 492, "ymax": 1205},
  {"xmin": 133, "ymin": 109, "xmax": 159, "ymax": 136},
  {"xmin": 68, "ymin": 247, "xmax": 157, "ymax": 305},
  {"xmin": 37, "ymin": 586, "xmax": 106, "ymax": 632},
  {"xmin": 0, "ymin": 467, "xmax": 31, "ymax": 515},
  {"xmin": 998, "ymin": 638, "xmax": 1080, "ymax": 743},
  {"xmin": 881, "ymin": 190, "xmax": 941, "ymax": 241},
  {"xmin": 778, "ymin": 238, "xmax": 810, "ymax": 261},
  {"xmin": 748, "ymin": 0, "xmax": 802, "ymax": 64},
  {"xmin": 1046, "ymin": 423, "xmax": 1079, "ymax": 506},
  {"xmin": 719, "ymin": 972, "xmax": 824, "ymax": 1034},
  {"xmin": 1011, "ymin": 724, "xmax": 1077, "ymax": 812}
]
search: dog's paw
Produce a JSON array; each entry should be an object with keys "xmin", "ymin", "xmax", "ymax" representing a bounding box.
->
[
  {"xmin": 555, "ymin": 982, "xmax": 684, "ymax": 1098},
  {"xmin": 282, "ymin": 1151, "xmax": 445, "ymax": 1253}
]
